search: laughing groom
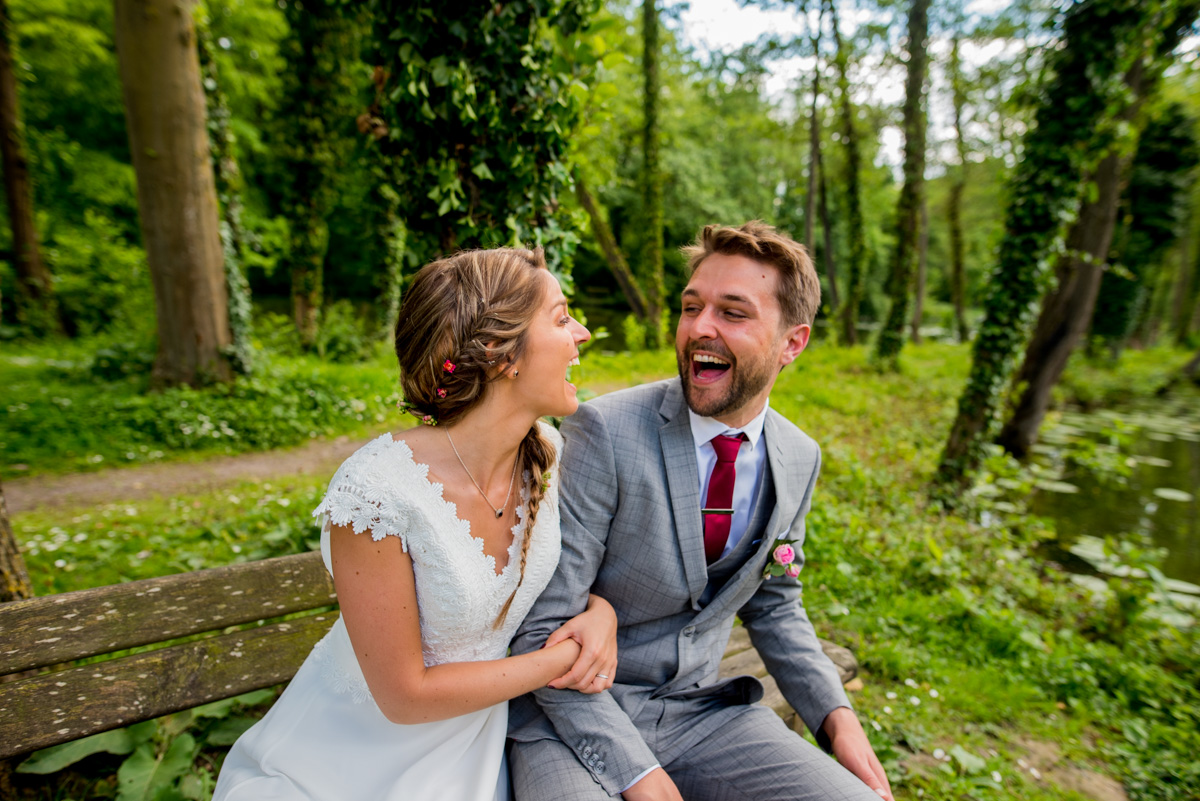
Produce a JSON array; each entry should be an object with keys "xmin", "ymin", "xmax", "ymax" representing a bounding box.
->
[{"xmin": 508, "ymin": 221, "xmax": 892, "ymax": 801}]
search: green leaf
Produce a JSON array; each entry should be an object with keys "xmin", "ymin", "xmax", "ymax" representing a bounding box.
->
[
  {"xmin": 117, "ymin": 735, "xmax": 197, "ymax": 801},
  {"xmin": 949, "ymin": 745, "xmax": 987, "ymax": 776},
  {"xmin": 17, "ymin": 728, "xmax": 138, "ymax": 774},
  {"xmin": 471, "ymin": 162, "xmax": 494, "ymax": 181},
  {"xmin": 204, "ymin": 717, "xmax": 259, "ymax": 747},
  {"xmin": 1152, "ymin": 487, "xmax": 1193, "ymax": 502}
]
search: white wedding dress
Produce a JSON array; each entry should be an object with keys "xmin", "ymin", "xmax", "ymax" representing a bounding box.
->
[{"xmin": 213, "ymin": 425, "xmax": 562, "ymax": 801}]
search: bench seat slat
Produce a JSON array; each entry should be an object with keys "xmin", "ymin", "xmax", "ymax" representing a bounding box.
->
[
  {"xmin": 0, "ymin": 552, "xmax": 335, "ymax": 677},
  {"xmin": 0, "ymin": 611, "xmax": 338, "ymax": 759}
]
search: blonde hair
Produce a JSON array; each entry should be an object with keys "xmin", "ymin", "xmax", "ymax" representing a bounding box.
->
[
  {"xmin": 393, "ymin": 247, "xmax": 556, "ymax": 627},
  {"xmin": 681, "ymin": 220, "xmax": 821, "ymax": 326}
]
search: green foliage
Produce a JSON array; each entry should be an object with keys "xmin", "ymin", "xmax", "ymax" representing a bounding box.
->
[
  {"xmin": 620, "ymin": 313, "xmax": 647, "ymax": 352},
  {"xmin": 0, "ymin": 341, "xmax": 400, "ymax": 478},
  {"xmin": 1093, "ymin": 99, "xmax": 1200, "ymax": 352},
  {"xmin": 368, "ymin": 0, "xmax": 597, "ymax": 269},
  {"xmin": 17, "ymin": 693, "xmax": 276, "ymax": 801}
]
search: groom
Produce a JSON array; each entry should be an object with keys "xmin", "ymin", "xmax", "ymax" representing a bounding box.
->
[{"xmin": 509, "ymin": 221, "xmax": 891, "ymax": 801}]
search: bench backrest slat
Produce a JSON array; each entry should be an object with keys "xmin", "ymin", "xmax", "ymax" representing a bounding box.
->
[
  {"xmin": 0, "ymin": 611, "xmax": 338, "ymax": 759},
  {"xmin": 0, "ymin": 551, "xmax": 335, "ymax": 677}
]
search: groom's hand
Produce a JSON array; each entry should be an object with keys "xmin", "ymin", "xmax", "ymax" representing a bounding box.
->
[
  {"xmin": 621, "ymin": 768, "xmax": 684, "ymax": 801},
  {"xmin": 823, "ymin": 707, "xmax": 893, "ymax": 801}
]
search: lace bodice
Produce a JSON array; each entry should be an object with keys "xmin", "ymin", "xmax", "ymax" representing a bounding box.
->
[{"xmin": 308, "ymin": 423, "xmax": 562, "ymax": 700}]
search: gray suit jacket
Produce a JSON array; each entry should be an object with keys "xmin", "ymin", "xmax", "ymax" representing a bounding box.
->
[{"xmin": 509, "ymin": 378, "xmax": 850, "ymax": 795}]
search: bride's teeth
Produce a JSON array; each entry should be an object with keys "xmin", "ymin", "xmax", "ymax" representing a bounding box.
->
[{"xmin": 568, "ymin": 356, "xmax": 580, "ymax": 367}]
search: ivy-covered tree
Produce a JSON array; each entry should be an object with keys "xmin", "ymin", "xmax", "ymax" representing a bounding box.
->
[
  {"xmin": 933, "ymin": 0, "xmax": 1163, "ymax": 492},
  {"xmin": 369, "ymin": 0, "xmax": 597, "ymax": 273},
  {"xmin": 640, "ymin": 0, "xmax": 666, "ymax": 347},
  {"xmin": 873, "ymin": 0, "xmax": 930, "ymax": 368},
  {"xmin": 998, "ymin": 5, "xmax": 1199, "ymax": 458},
  {"xmin": 828, "ymin": 0, "xmax": 868, "ymax": 345},
  {"xmin": 0, "ymin": 479, "xmax": 31, "ymax": 603},
  {"xmin": 946, "ymin": 29, "xmax": 971, "ymax": 343},
  {"xmin": 0, "ymin": 0, "xmax": 59, "ymax": 334},
  {"xmin": 196, "ymin": 2, "xmax": 252, "ymax": 373},
  {"xmin": 1093, "ymin": 99, "xmax": 1200, "ymax": 355},
  {"xmin": 276, "ymin": 0, "xmax": 362, "ymax": 349}
]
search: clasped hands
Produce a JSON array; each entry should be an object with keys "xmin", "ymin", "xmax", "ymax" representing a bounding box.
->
[{"xmin": 541, "ymin": 594, "xmax": 618, "ymax": 693}]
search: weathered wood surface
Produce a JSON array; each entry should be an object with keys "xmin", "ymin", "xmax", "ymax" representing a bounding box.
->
[
  {"xmin": 0, "ymin": 549, "xmax": 861, "ymax": 761},
  {"xmin": 0, "ymin": 611, "xmax": 337, "ymax": 759},
  {"xmin": 0, "ymin": 551, "xmax": 335, "ymax": 676},
  {"xmin": 718, "ymin": 625, "xmax": 859, "ymax": 732}
]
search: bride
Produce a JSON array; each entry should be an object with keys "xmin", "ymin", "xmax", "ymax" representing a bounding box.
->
[{"xmin": 213, "ymin": 247, "xmax": 611, "ymax": 800}]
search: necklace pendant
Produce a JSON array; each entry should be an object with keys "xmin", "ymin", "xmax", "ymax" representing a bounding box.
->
[{"xmin": 495, "ymin": 508, "xmax": 504, "ymax": 519}]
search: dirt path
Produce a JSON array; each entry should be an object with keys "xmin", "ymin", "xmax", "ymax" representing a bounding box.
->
[{"xmin": 5, "ymin": 435, "xmax": 367, "ymax": 515}]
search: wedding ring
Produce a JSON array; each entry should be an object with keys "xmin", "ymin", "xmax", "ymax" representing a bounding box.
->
[{"xmin": 595, "ymin": 674, "xmax": 609, "ymax": 680}]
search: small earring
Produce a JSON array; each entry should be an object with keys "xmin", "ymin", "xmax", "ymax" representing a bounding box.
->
[{"xmin": 512, "ymin": 369, "xmax": 519, "ymax": 378}]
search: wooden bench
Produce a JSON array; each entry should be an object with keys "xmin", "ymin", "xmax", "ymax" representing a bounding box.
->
[{"xmin": 0, "ymin": 550, "xmax": 857, "ymax": 760}]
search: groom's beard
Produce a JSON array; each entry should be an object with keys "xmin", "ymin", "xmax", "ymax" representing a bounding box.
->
[{"xmin": 677, "ymin": 341, "xmax": 774, "ymax": 420}]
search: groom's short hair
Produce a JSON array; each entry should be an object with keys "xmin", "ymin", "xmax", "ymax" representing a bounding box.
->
[{"xmin": 681, "ymin": 221, "xmax": 821, "ymax": 327}]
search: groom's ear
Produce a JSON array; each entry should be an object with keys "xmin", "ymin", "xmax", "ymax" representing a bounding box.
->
[{"xmin": 778, "ymin": 324, "xmax": 810, "ymax": 367}]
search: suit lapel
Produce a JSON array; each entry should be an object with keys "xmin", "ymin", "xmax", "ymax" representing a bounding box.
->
[{"xmin": 659, "ymin": 382, "xmax": 708, "ymax": 608}]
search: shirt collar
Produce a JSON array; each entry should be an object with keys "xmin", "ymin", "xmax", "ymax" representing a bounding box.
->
[{"xmin": 688, "ymin": 400, "xmax": 769, "ymax": 452}]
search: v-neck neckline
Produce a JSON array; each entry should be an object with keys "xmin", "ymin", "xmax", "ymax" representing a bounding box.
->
[{"xmin": 385, "ymin": 434, "xmax": 528, "ymax": 580}]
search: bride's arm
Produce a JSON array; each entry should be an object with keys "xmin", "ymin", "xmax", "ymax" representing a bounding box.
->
[{"xmin": 330, "ymin": 522, "xmax": 581, "ymax": 725}]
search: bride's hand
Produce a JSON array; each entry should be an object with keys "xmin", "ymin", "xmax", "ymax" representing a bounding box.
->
[{"xmin": 544, "ymin": 594, "xmax": 617, "ymax": 694}]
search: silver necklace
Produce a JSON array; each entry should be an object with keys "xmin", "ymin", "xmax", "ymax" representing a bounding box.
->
[{"xmin": 446, "ymin": 429, "xmax": 518, "ymax": 519}]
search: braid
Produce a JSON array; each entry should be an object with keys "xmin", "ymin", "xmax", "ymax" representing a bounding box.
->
[{"xmin": 493, "ymin": 423, "xmax": 556, "ymax": 628}]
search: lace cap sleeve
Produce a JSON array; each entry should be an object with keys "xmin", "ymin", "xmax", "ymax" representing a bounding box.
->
[
  {"xmin": 312, "ymin": 434, "xmax": 418, "ymax": 552},
  {"xmin": 538, "ymin": 418, "xmax": 564, "ymax": 459}
]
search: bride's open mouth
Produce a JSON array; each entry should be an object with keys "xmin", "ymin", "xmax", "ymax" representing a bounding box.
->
[{"xmin": 566, "ymin": 355, "xmax": 580, "ymax": 390}]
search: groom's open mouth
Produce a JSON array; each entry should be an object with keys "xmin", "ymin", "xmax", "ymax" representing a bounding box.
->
[{"xmin": 690, "ymin": 352, "xmax": 732, "ymax": 384}]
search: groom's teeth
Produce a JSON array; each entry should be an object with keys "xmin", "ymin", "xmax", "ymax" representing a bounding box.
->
[{"xmin": 693, "ymin": 354, "xmax": 729, "ymax": 365}]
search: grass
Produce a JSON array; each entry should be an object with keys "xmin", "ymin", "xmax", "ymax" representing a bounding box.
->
[{"xmin": 8, "ymin": 339, "xmax": 1200, "ymax": 800}]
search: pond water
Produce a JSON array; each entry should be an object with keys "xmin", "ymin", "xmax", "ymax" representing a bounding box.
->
[{"xmin": 1028, "ymin": 396, "xmax": 1200, "ymax": 585}]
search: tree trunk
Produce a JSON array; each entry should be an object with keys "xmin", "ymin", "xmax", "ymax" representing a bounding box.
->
[
  {"xmin": 948, "ymin": 34, "xmax": 970, "ymax": 343},
  {"xmin": 196, "ymin": 6, "xmax": 252, "ymax": 374},
  {"xmin": 934, "ymin": 0, "xmax": 1158, "ymax": 494},
  {"xmin": 575, "ymin": 169, "xmax": 649, "ymax": 321},
  {"xmin": 0, "ymin": 479, "xmax": 32, "ymax": 603},
  {"xmin": 114, "ymin": 0, "xmax": 232, "ymax": 387},
  {"xmin": 641, "ymin": 0, "xmax": 666, "ymax": 347},
  {"xmin": 371, "ymin": 176, "xmax": 406, "ymax": 340},
  {"xmin": 818, "ymin": 148, "xmax": 839, "ymax": 312},
  {"xmin": 911, "ymin": 195, "xmax": 929, "ymax": 344},
  {"xmin": 996, "ymin": 149, "xmax": 1126, "ymax": 457},
  {"xmin": 828, "ymin": 0, "xmax": 866, "ymax": 346},
  {"xmin": 806, "ymin": 11, "xmax": 838, "ymax": 312},
  {"xmin": 278, "ymin": 2, "xmax": 360, "ymax": 351},
  {"xmin": 0, "ymin": 0, "xmax": 59, "ymax": 335},
  {"xmin": 1169, "ymin": 230, "xmax": 1193, "ymax": 345},
  {"xmin": 874, "ymin": 0, "xmax": 930, "ymax": 367}
]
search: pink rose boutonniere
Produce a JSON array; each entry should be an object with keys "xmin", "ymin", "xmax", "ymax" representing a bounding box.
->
[{"xmin": 763, "ymin": 538, "xmax": 802, "ymax": 579}]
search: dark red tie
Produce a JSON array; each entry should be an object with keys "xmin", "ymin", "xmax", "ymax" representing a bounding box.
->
[{"xmin": 703, "ymin": 433, "xmax": 745, "ymax": 563}]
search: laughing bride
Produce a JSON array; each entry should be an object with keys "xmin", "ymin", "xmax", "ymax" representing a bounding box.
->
[{"xmin": 213, "ymin": 247, "xmax": 614, "ymax": 801}]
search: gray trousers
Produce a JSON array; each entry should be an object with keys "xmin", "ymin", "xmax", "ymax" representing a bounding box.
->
[{"xmin": 509, "ymin": 703, "xmax": 882, "ymax": 801}]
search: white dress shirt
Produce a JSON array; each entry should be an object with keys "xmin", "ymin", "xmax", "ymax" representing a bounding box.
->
[{"xmin": 688, "ymin": 402, "xmax": 770, "ymax": 560}]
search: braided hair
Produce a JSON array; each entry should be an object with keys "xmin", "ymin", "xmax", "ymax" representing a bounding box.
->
[{"xmin": 394, "ymin": 247, "xmax": 558, "ymax": 627}]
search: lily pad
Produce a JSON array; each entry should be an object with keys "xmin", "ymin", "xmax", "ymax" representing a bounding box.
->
[{"xmin": 1152, "ymin": 487, "xmax": 1194, "ymax": 503}]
